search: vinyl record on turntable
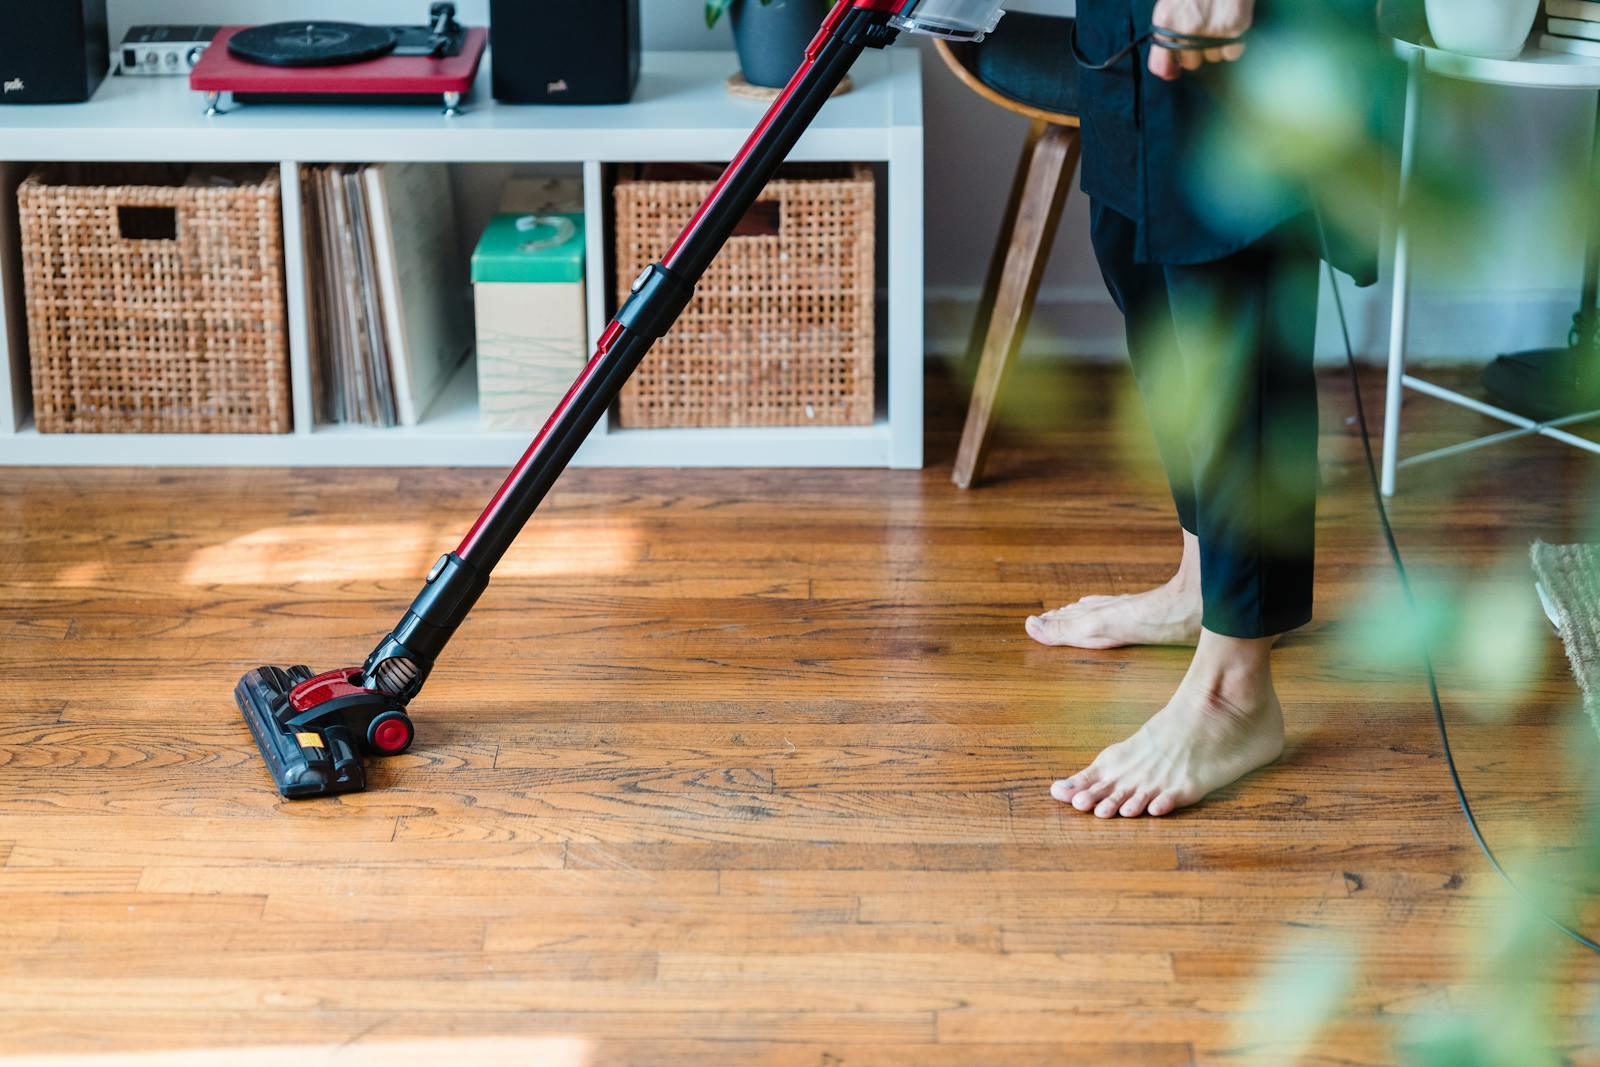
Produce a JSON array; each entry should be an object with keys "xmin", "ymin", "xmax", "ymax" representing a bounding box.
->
[{"xmin": 227, "ymin": 21, "xmax": 398, "ymax": 67}]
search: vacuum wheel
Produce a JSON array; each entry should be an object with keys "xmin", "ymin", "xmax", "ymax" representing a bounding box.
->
[{"xmin": 366, "ymin": 711, "xmax": 414, "ymax": 757}]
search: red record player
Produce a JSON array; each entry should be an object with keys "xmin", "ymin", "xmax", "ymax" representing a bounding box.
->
[{"xmin": 189, "ymin": 3, "xmax": 486, "ymax": 116}]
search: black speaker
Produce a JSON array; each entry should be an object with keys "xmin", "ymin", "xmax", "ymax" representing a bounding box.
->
[
  {"xmin": 0, "ymin": 0, "xmax": 109, "ymax": 104},
  {"xmin": 490, "ymin": 0, "xmax": 641, "ymax": 105}
]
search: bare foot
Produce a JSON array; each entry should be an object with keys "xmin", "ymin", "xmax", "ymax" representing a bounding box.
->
[
  {"xmin": 1025, "ymin": 531, "xmax": 1202, "ymax": 650},
  {"xmin": 1025, "ymin": 580, "xmax": 1202, "ymax": 649},
  {"xmin": 1050, "ymin": 630, "xmax": 1285, "ymax": 817}
]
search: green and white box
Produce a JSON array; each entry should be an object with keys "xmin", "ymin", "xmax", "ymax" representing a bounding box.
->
[{"xmin": 471, "ymin": 212, "xmax": 586, "ymax": 432}]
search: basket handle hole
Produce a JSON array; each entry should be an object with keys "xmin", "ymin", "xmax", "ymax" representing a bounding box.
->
[
  {"xmin": 733, "ymin": 201, "xmax": 781, "ymax": 239},
  {"xmin": 117, "ymin": 206, "xmax": 178, "ymax": 241}
]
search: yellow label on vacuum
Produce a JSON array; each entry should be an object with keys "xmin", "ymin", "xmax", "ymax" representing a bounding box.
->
[{"xmin": 296, "ymin": 732, "xmax": 324, "ymax": 749}]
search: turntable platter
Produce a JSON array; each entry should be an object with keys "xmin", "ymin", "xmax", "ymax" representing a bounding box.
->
[{"xmin": 228, "ymin": 21, "xmax": 399, "ymax": 67}]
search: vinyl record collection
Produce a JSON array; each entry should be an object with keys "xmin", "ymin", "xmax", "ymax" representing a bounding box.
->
[{"xmin": 300, "ymin": 162, "xmax": 473, "ymax": 427}]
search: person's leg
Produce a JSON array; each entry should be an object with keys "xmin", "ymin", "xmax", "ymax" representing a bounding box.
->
[
  {"xmin": 1026, "ymin": 200, "xmax": 1203, "ymax": 649},
  {"xmin": 1169, "ymin": 227, "xmax": 1321, "ymax": 642},
  {"xmin": 1053, "ymin": 221, "xmax": 1321, "ymax": 817}
]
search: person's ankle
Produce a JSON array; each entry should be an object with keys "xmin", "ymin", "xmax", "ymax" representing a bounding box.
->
[
  {"xmin": 1185, "ymin": 632, "xmax": 1276, "ymax": 712},
  {"xmin": 1171, "ymin": 532, "xmax": 1202, "ymax": 592},
  {"xmin": 1165, "ymin": 566, "xmax": 1201, "ymax": 599},
  {"xmin": 1186, "ymin": 670, "xmax": 1275, "ymax": 722}
]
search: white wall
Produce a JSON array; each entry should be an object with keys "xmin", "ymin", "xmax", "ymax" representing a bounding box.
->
[{"xmin": 111, "ymin": 0, "xmax": 1594, "ymax": 363}]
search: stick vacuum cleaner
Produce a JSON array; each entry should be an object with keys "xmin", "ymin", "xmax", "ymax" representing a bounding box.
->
[{"xmin": 234, "ymin": 0, "xmax": 1010, "ymax": 798}]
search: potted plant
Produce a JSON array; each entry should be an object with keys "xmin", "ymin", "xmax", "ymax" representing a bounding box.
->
[
  {"xmin": 1424, "ymin": 0, "xmax": 1539, "ymax": 59},
  {"xmin": 707, "ymin": 0, "xmax": 833, "ymax": 88}
]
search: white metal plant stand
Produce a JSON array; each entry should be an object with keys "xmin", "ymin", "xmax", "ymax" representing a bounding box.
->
[{"xmin": 1383, "ymin": 36, "xmax": 1600, "ymax": 495}]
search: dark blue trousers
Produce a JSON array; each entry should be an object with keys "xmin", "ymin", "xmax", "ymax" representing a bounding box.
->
[{"xmin": 1089, "ymin": 199, "xmax": 1321, "ymax": 639}]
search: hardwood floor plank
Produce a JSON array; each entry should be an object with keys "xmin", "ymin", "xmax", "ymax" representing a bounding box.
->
[
  {"xmin": 0, "ymin": 815, "xmax": 401, "ymax": 843},
  {"xmin": 0, "ymin": 1036, "xmax": 1200, "ymax": 1067},
  {"xmin": 0, "ymin": 868, "xmax": 144, "ymax": 893},
  {"xmin": 7, "ymin": 948, "xmax": 657, "ymax": 982},
  {"xmin": 720, "ymin": 869, "xmax": 1495, "ymax": 901},
  {"xmin": 136, "ymin": 866, "xmax": 715, "ymax": 897},
  {"xmin": 484, "ymin": 917, "xmax": 1004, "ymax": 954},
  {"xmin": 7, "ymin": 840, "xmax": 565, "ymax": 869},
  {"xmin": 0, "ymin": 974, "xmax": 1044, "ymax": 1015},
  {"xmin": 563, "ymin": 841, "xmax": 1180, "ymax": 871},
  {"xmin": 654, "ymin": 950, "xmax": 1178, "ymax": 985},
  {"xmin": 0, "ymin": 893, "xmax": 266, "ymax": 923},
  {"xmin": 577, "ymin": 1042, "xmax": 1197, "ymax": 1067},
  {"xmin": 32, "ymin": 919, "xmax": 486, "ymax": 953},
  {"xmin": 261, "ymin": 892, "xmax": 861, "ymax": 925},
  {"xmin": 0, "ymin": 1010, "xmax": 938, "ymax": 1052}
]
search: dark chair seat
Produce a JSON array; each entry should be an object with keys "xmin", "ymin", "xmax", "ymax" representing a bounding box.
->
[{"xmin": 971, "ymin": 12, "xmax": 1079, "ymax": 119}]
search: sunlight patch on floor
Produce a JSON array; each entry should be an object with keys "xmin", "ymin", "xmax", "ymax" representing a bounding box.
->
[
  {"xmin": 51, "ymin": 561, "xmax": 110, "ymax": 587},
  {"xmin": 181, "ymin": 523, "xmax": 447, "ymax": 585},
  {"xmin": 179, "ymin": 521, "xmax": 641, "ymax": 585},
  {"xmin": 494, "ymin": 522, "xmax": 643, "ymax": 578}
]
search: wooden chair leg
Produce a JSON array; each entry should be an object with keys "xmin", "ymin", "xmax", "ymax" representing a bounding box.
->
[
  {"xmin": 961, "ymin": 119, "xmax": 1047, "ymax": 375},
  {"xmin": 951, "ymin": 123, "xmax": 1080, "ymax": 489}
]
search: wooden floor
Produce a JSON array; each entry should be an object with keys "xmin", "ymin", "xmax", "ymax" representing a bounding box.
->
[{"xmin": 2, "ymin": 364, "xmax": 1597, "ymax": 1066}]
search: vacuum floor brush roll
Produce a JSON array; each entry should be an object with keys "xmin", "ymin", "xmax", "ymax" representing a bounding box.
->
[{"xmin": 235, "ymin": 0, "xmax": 1013, "ymax": 799}]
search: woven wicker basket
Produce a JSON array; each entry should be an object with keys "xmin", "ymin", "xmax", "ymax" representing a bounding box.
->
[
  {"xmin": 18, "ymin": 164, "xmax": 291, "ymax": 434},
  {"xmin": 613, "ymin": 163, "xmax": 876, "ymax": 428}
]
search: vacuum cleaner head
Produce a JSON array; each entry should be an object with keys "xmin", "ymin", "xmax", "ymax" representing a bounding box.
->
[{"xmin": 234, "ymin": 664, "xmax": 415, "ymax": 799}]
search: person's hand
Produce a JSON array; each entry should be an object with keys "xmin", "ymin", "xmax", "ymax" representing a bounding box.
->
[{"xmin": 1148, "ymin": 0, "xmax": 1255, "ymax": 81}]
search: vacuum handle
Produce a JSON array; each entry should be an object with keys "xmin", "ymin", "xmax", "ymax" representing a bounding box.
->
[{"xmin": 451, "ymin": 2, "xmax": 898, "ymax": 569}]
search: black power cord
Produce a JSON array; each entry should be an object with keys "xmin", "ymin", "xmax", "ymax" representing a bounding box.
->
[
  {"xmin": 1315, "ymin": 214, "xmax": 1600, "ymax": 954},
  {"xmin": 1069, "ymin": 24, "xmax": 1247, "ymax": 71}
]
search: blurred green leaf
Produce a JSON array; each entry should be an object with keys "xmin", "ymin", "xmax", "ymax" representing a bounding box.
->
[
  {"xmin": 1343, "ymin": 557, "xmax": 1545, "ymax": 720},
  {"xmin": 1232, "ymin": 934, "xmax": 1354, "ymax": 1062}
]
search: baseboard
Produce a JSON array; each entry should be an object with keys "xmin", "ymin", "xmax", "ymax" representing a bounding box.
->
[
  {"xmin": 925, "ymin": 285, "xmax": 1127, "ymax": 364},
  {"xmin": 925, "ymin": 284, "xmax": 1583, "ymax": 366}
]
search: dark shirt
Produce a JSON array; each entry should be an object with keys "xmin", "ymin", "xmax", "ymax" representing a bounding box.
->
[{"xmin": 1076, "ymin": 0, "xmax": 1308, "ymax": 266}]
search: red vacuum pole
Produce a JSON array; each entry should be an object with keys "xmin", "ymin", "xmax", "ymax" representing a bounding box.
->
[
  {"xmin": 234, "ymin": 0, "xmax": 1004, "ymax": 798},
  {"xmin": 354, "ymin": 1, "xmax": 911, "ymax": 707}
]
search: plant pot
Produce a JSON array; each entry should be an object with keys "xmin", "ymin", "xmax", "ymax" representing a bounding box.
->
[
  {"xmin": 730, "ymin": 0, "xmax": 831, "ymax": 88},
  {"xmin": 1424, "ymin": 0, "xmax": 1539, "ymax": 59}
]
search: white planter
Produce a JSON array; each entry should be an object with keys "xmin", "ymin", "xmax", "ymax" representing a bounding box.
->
[{"xmin": 1425, "ymin": 0, "xmax": 1540, "ymax": 59}]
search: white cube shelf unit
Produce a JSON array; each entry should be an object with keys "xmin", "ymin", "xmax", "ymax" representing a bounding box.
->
[{"xmin": 0, "ymin": 50, "xmax": 924, "ymax": 469}]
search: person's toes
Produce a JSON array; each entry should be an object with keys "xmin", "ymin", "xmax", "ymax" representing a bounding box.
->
[
  {"xmin": 1147, "ymin": 792, "xmax": 1177, "ymax": 817},
  {"xmin": 1051, "ymin": 767, "xmax": 1098, "ymax": 803},
  {"xmin": 1024, "ymin": 615, "xmax": 1056, "ymax": 642},
  {"xmin": 1024, "ymin": 615, "xmax": 1060, "ymax": 641},
  {"xmin": 1095, "ymin": 787, "xmax": 1133, "ymax": 819},
  {"xmin": 1026, "ymin": 616, "xmax": 1119, "ymax": 650},
  {"xmin": 1072, "ymin": 779, "xmax": 1116, "ymax": 812},
  {"xmin": 1025, "ymin": 614, "xmax": 1107, "ymax": 648},
  {"xmin": 1120, "ymin": 789, "xmax": 1156, "ymax": 818},
  {"xmin": 1036, "ymin": 605, "xmax": 1082, "ymax": 622}
]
